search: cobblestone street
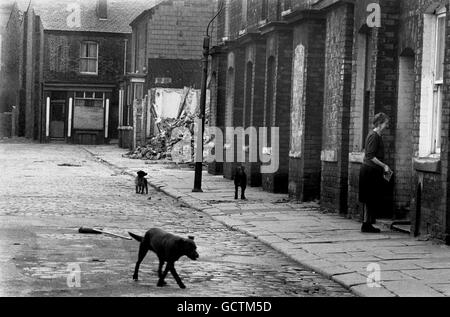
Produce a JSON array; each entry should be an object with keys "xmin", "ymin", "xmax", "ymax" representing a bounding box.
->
[{"xmin": 0, "ymin": 142, "xmax": 352, "ymax": 297}]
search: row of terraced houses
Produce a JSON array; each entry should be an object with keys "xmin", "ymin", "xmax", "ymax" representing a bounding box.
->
[
  {"xmin": 207, "ymin": 0, "xmax": 450, "ymax": 243},
  {"xmin": 1, "ymin": 0, "xmax": 450, "ymax": 244}
]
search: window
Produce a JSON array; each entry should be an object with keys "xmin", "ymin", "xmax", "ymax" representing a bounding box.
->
[
  {"xmin": 419, "ymin": 7, "xmax": 446, "ymax": 156},
  {"xmin": 80, "ymin": 42, "xmax": 98, "ymax": 74},
  {"xmin": 155, "ymin": 77, "xmax": 173, "ymax": 84},
  {"xmin": 127, "ymin": 84, "xmax": 132, "ymax": 106},
  {"xmin": 74, "ymin": 91, "xmax": 104, "ymax": 108},
  {"xmin": 431, "ymin": 10, "xmax": 445, "ymax": 154}
]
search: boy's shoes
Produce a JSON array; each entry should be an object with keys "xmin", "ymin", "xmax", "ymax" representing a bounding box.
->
[{"xmin": 361, "ymin": 223, "xmax": 381, "ymax": 233}]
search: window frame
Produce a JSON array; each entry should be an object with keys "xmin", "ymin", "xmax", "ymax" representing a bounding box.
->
[
  {"xmin": 420, "ymin": 7, "xmax": 446, "ymax": 157},
  {"xmin": 74, "ymin": 91, "xmax": 105, "ymax": 108},
  {"xmin": 79, "ymin": 41, "xmax": 99, "ymax": 75},
  {"xmin": 431, "ymin": 8, "xmax": 446, "ymax": 155}
]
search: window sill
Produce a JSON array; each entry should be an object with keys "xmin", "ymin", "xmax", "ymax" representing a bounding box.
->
[
  {"xmin": 413, "ymin": 156, "xmax": 441, "ymax": 173},
  {"xmin": 79, "ymin": 72, "xmax": 98, "ymax": 76}
]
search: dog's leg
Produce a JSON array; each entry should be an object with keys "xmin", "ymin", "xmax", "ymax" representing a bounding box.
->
[
  {"xmin": 145, "ymin": 183, "xmax": 148, "ymax": 195},
  {"xmin": 168, "ymin": 263, "xmax": 186, "ymax": 289},
  {"xmin": 157, "ymin": 263, "xmax": 170, "ymax": 287},
  {"xmin": 133, "ymin": 243, "xmax": 149, "ymax": 281},
  {"xmin": 235, "ymin": 186, "xmax": 238, "ymax": 200},
  {"xmin": 157, "ymin": 259, "xmax": 167, "ymax": 286}
]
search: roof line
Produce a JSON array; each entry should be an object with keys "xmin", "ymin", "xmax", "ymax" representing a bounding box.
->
[{"xmin": 129, "ymin": 0, "xmax": 167, "ymax": 27}]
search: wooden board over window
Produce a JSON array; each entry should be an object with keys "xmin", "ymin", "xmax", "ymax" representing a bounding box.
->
[{"xmin": 73, "ymin": 105, "xmax": 104, "ymax": 130}]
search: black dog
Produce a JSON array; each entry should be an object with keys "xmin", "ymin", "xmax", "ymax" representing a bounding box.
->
[
  {"xmin": 135, "ymin": 171, "xmax": 148, "ymax": 195},
  {"xmin": 129, "ymin": 228, "xmax": 199, "ymax": 289},
  {"xmin": 234, "ymin": 166, "xmax": 247, "ymax": 200}
]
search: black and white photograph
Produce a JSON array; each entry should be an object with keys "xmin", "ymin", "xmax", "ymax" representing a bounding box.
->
[{"xmin": 0, "ymin": 0, "xmax": 449, "ymax": 303}]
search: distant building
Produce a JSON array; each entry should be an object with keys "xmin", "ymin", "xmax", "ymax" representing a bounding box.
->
[
  {"xmin": 118, "ymin": 0, "xmax": 217, "ymax": 148},
  {"xmin": 2, "ymin": 0, "xmax": 158, "ymax": 144}
]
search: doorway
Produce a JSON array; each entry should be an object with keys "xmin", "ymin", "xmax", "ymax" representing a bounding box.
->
[
  {"xmin": 395, "ymin": 53, "xmax": 415, "ymax": 219},
  {"xmin": 49, "ymin": 92, "xmax": 66, "ymax": 140}
]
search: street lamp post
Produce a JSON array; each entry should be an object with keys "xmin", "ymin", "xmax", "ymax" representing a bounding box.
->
[
  {"xmin": 192, "ymin": 36, "xmax": 210, "ymax": 193},
  {"xmin": 192, "ymin": 3, "xmax": 224, "ymax": 193}
]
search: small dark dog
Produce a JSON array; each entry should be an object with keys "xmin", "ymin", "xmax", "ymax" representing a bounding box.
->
[
  {"xmin": 234, "ymin": 166, "xmax": 247, "ymax": 200},
  {"xmin": 129, "ymin": 228, "xmax": 199, "ymax": 289},
  {"xmin": 135, "ymin": 171, "xmax": 148, "ymax": 195}
]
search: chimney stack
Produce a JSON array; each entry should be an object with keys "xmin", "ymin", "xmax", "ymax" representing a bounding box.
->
[{"xmin": 97, "ymin": 0, "xmax": 107, "ymax": 19}]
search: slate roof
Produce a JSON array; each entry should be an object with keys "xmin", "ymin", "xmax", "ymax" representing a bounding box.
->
[{"xmin": 31, "ymin": 0, "xmax": 163, "ymax": 33}]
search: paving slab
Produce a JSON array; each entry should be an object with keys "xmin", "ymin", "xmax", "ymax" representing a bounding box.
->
[{"xmin": 382, "ymin": 280, "xmax": 445, "ymax": 297}]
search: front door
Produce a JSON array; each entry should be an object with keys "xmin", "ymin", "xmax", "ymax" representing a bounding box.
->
[{"xmin": 50, "ymin": 100, "xmax": 66, "ymax": 139}]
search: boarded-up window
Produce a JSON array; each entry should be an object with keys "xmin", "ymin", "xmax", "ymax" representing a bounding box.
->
[
  {"xmin": 290, "ymin": 44, "xmax": 305, "ymax": 158},
  {"xmin": 80, "ymin": 42, "xmax": 98, "ymax": 74},
  {"xmin": 73, "ymin": 92, "xmax": 104, "ymax": 130}
]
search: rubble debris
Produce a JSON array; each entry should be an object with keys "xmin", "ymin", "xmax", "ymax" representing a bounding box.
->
[{"xmin": 123, "ymin": 112, "xmax": 211, "ymax": 163}]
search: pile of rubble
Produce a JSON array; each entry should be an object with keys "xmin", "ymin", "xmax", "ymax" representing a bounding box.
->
[{"xmin": 124, "ymin": 113, "xmax": 198, "ymax": 163}]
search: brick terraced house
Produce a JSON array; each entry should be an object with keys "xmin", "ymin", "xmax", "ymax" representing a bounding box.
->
[
  {"xmin": 208, "ymin": 0, "xmax": 450, "ymax": 243},
  {"xmin": 118, "ymin": 0, "xmax": 217, "ymax": 148},
  {"xmin": 3, "ymin": 0, "xmax": 158, "ymax": 144}
]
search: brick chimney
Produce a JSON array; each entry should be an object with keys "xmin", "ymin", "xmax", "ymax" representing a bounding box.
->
[{"xmin": 97, "ymin": 0, "xmax": 107, "ymax": 19}]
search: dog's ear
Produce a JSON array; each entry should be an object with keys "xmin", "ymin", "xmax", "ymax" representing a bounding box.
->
[{"xmin": 188, "ymin": 236, "xmax": 195, "ymax": 241}]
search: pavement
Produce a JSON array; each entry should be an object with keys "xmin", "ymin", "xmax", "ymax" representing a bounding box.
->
[
  {"xmin": 84, "ymin": 144, "xmax": 450, "ymax": 297},
  {"xmin": 0, "ymin": 140, "xmax": 352, "ymax": 297}
]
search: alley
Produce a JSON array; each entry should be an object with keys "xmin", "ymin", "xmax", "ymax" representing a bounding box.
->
[{"xmin": 0, "ymin": 142, "xmax": 352, "ymax": 297}]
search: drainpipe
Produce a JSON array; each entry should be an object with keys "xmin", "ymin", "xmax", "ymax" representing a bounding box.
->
[{"xmin": 123, "ymin": 39, "xmax": 128, "ymax": 76}]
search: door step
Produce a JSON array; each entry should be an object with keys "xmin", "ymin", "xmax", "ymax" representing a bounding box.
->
[{"xmin": 377, "ymin": 219, "xmax": 411, "ymax": 234}]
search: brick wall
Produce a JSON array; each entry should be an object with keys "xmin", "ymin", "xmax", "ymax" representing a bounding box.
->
[
  {"xmin": 397, "ymin": 0, "xmax": 449, "ymax": 241},
  {"xmin": 44, "ymin": 32, "xmax": 128, "ymax": 84},
  {"xmin": 243, "ymin": 41, "xmax": 266, "ymax": 187},
  {"xmin": 0, "ymin": 4, "xmax": 22, "ymax": 116},
  {"xmin": 142, "ymin": 0, "xmax": 216, "ymax": 63},
  {"xmin": 348, "ymin": 0, "xmax": 400, "ymax": 219},
  {"xmin": 321, "ymin": 2, "xmax": 354, "ymax": 213},
  {"xmin": 223, "ymin": 47, "xmax": 245, "ymax": 180},
  {"xmin": 146, "ymin": 58, "xmax": 202, "ymax": 89},
  {"xmin": 261, "ymin": 30, "xmax": 292, "ymax": 193},
  {"xmin": 289, "ymin": 17, "xmax": 326, "ymax": 201},
  {"xmin": 208, "ymin": 49, "xmax": 226, "ymax": 175}
]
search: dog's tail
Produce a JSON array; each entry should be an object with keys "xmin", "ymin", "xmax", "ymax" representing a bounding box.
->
[{"xmin": 128, "ymin": 232, "xmax": 144, "ymax": 242}]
